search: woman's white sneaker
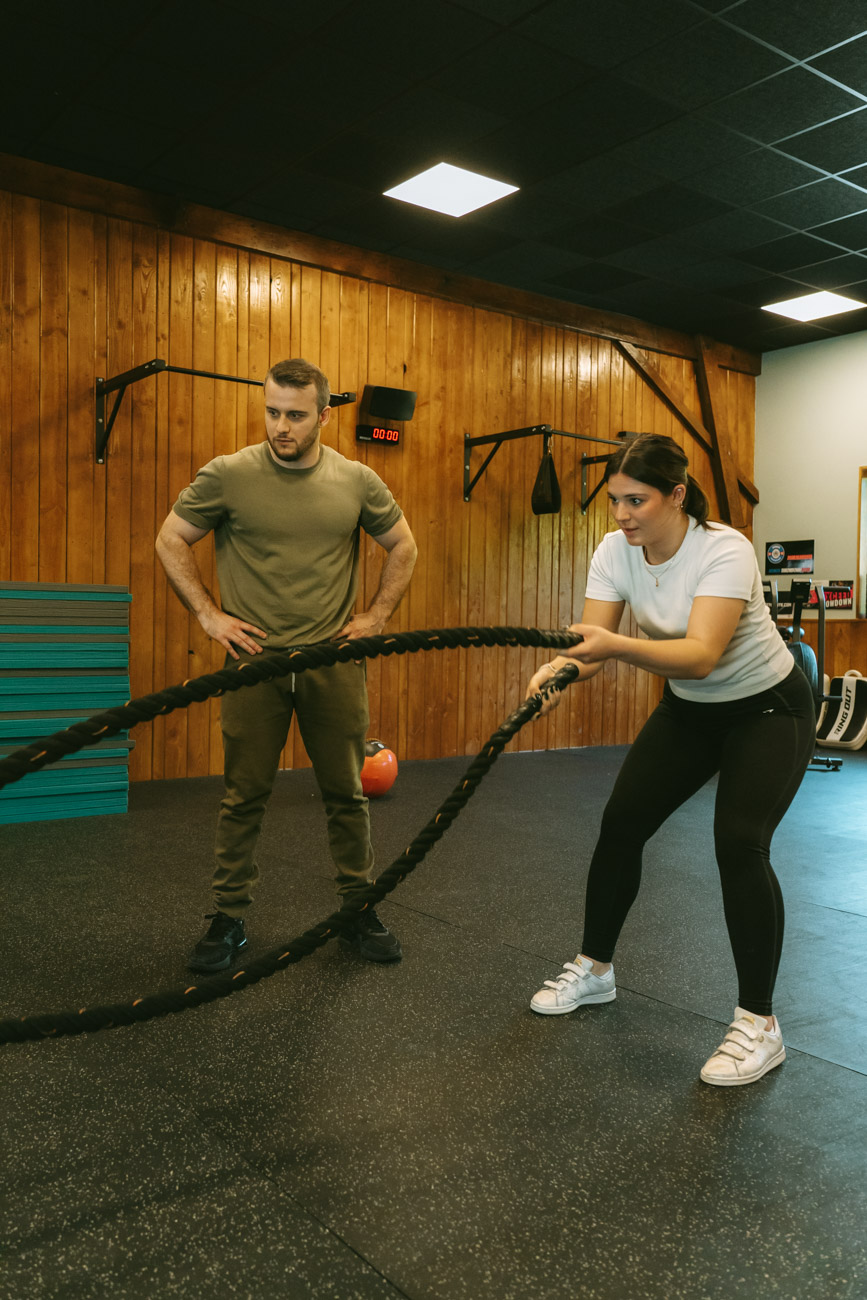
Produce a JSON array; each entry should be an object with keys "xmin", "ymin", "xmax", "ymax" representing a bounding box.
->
[
  {"xmin": 530, "ymin": 955, "xmax": 616, "ymax": 1015},
  {"xmin": 700, "ymin": 1007, "xmax": 786, "ymax": 1086}
]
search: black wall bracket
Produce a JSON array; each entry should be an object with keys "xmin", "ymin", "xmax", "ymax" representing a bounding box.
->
[
  {"xmin": 463, "ymin": 424, "xmax": 625, "ymax": 508},
  {"xmin": 94, "ymin": 358, "xmax": 356, "ymax": 463}
]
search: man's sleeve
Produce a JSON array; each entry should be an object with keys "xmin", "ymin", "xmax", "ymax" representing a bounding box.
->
[
  {"xmin": 359, "ymin": 465, "xmax": 404, "ymax": 537},
  {"xmin": 172, "ymin": 458, "xmax": 227, "ymax": 533}
]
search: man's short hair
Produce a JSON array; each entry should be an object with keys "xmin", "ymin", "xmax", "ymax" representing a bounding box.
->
[{"xmin": 266, "ymin": 358, "xmax": 331, "ymax": 413}]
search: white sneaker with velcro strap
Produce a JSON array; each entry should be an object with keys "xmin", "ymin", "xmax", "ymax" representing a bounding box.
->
[
  {"xmin": 700, "ymin": 1007, "xmax": 786, "ymax": 1086},
  {"xmin": 530, "ymin": 954, "xmax": 616, "ymax": 1015}
]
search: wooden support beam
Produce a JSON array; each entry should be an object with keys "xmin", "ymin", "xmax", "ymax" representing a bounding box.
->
[
  {"xmin": 693, "ymin": 335, "xmax": 745, "ymax": 528},
  {"xmin": 613, "ymin": 340, "xmax": 758, "ymax": 510}
]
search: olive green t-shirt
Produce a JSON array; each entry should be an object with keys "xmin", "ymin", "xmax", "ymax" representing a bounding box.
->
[{"xmin": 173, "ymin": 442, "xmax": 403, "ymax": 648}]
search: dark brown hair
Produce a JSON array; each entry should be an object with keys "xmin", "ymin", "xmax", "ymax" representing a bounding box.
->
[
  {"xmin": 605, "ymin": 433, "xmax": 712, "ymax": 527},
  {"xmin": 266, "ymin": 358, "xmax": 330, "ymax": 413}
]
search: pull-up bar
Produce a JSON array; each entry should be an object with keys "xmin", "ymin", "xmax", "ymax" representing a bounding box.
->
[
  {"xmin": 94, "ymin": 359, "xmax": 356, "ymax": 463},
  {"xmin": 463, "ymin": 425, "xmax": 631, "ymax": 512}
]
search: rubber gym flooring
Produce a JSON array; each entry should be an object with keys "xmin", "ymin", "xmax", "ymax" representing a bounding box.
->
[{"xmin": 2, "ymin": 744, "xmax": 866, "ymax": 1299}]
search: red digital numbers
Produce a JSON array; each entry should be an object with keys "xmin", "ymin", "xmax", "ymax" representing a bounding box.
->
[{"xmin": 372, "ymin": 426, "xmax": 400, "ymax": 442}]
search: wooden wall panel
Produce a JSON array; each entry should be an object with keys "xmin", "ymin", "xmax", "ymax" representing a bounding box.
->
[{"xmin": 0, "ymin": 183, "xmax": 760, "ymax": 782}]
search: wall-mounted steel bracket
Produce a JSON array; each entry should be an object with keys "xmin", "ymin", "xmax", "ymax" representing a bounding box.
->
[
  {"xmin": 94, "ymin": 358, "xmax": 356, "ymax": 463},
  {"xmin": 463, "ymin": 424, "xmax": 625, "ymax": 504}
]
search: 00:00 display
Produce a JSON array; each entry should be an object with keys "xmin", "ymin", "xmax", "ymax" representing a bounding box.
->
[{"xmin": 372, "ymin": 427, "xmax": 400, "ymax": 441}]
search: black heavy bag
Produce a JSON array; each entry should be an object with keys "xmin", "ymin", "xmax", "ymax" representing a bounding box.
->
[{"xmin": 531, "ymin": 448, "xmax": 561, "ymax": 515}]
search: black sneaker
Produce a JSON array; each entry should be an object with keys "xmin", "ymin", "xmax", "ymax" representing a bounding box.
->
[
  {"xmin": 339, "ymin": 907, "xmax": 402, "ymax": 963},
  {"xmin": 187, "ymin": 911, "xmax": 248, "ymax": 973}
]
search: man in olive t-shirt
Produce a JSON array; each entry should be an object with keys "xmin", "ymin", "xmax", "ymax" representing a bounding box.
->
[{"xmin": 156, "ymin": 358, "xmax": 418, "ymax": 972}]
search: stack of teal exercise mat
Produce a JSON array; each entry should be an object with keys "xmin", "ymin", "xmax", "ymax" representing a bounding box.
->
[{"xmin": 0, "ymin": 582, "xmax": 134, "ymax": 823}]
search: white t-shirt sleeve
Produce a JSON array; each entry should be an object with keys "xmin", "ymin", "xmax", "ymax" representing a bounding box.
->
[
  {"xmin": 585, "ymin": 533, "xmax": 626, "ymax": 602},
  {"xmin": 693, "ymin": 532, "xmax": 756, "ymax": 601}
]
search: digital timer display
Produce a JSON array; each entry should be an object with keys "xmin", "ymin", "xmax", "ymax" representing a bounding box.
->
[{"xmin": 356, "ymin": 423, "xmax": 402, "ymax": 446}]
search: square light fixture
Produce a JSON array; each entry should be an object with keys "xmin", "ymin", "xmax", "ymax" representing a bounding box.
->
[
  {"xmin": 761, "ymin": 290, "xmax": 867, "ymax": 321},
  {"xmin": 384, "ymin": 162, "xmax": 518, "ymax": 217}
]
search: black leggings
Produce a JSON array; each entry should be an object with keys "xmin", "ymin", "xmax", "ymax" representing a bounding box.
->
[{"xmin": 581, "ymin": 665, "xmax": 815, "ymax": 1016}]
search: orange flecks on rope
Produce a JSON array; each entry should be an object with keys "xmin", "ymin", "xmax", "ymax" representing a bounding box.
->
[
  {"xmin": 29, "ymin": 752, "xmax": 48, "ymax": 764},
  {"xmin": 232, "ymin": 971, "xmax": 246, "ymax": 981}
]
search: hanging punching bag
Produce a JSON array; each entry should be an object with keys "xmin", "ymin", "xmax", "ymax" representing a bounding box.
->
[{"xmin": 531, "ymin": 438, "xmax": 561, "ymax": 515}]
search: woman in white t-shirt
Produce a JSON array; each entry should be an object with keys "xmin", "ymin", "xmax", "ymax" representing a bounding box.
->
[{"xmin": 526, "ymin": 434, "xmax": 815, "ymax": 1087}]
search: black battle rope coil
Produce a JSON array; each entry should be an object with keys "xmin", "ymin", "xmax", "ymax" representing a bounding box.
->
[{"xmin": 0, "ymin": 627, "xmax": 580, "ymax": 1045}]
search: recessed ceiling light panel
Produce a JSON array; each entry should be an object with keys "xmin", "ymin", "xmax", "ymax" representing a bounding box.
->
[
  {"xmin": 384, "ymin": 162, "xmax": 518, "ymax": 217},
  {"xmin": 761, "ymin": 290, "xmax": 867, "ymax": 322}
]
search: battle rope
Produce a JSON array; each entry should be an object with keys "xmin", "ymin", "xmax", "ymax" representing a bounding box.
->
[
  {"xmin": 0, "ymin": 628, "xmax": 580, "ymax": 1045},
  {"xmin": 0, "ymin": 627, "xmax": 578, "ymax": 790}
]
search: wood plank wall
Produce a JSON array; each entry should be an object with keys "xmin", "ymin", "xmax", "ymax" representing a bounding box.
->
[{"xmin": 0, "ymin": 186, "xmax": 763, "ymax": 782}]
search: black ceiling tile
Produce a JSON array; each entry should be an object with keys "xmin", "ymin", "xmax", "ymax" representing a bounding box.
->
[
  {"xmin": 688, "ymin": 0, "xmax": 749, "ymax": 11},
  {"xmin": 218, "ymin": 0, "xmax": 354, "ymax": 31},
  {"xmin": 753, "ymin": 321, "xmax": 838, "ymax": 351},
  {"xmin": 126, "ymin": 0, "xmax": 276, "ymax": 74},
  {"xmin": 224, "ymin": 171, "xmax": 373, "ymax": 230},
  {"xmin": 314, "ymin": 0, "xmax": 498, "ymax": 83},
  {"xmin": 534, "ymin": 157, "xmax": 664, "ymax": 213},
  {"xmin": 668, "ymin": 257, "xmax": 769, "ymax": 290},
  {"xmin": 7, "ymin": 0, "xmax": 154, "ymax": 39},
  {"xmin": 455, "ymin": 125, "xmax": 576, "ymax": 185},
  {"xmin": 468, "ymin": 241, "xmax": 591, "ymax": 280},
  {"xmin": 429, "ymin": 30, "xmax": 594, "ymax": 115},
  {"xmin": 513, "ymin": 0, "xmax": 704, "ymax": 68},
  {"xmin": 809, "ymin": 209, "xmax": 867, "ymax": 250},
  {"xmin": 470, "ymin": 192, "xmax": 588, "ymax": 240},
  {"xmin": 603, "ymin": 237, "xmax": 707, "ymax": 275},
  {"xmin": 784, "ymin": 252, "xmax": 867, "ymax": 289},
  {"xmin": 839, "ymin": 163, "xmax": 867, "ymax": 188},
  {"xmin": 808, "ymin": 34, "xmax": 867, "ymax": 96},
  {"xmin": 474, "ymin": 81, "xmax": 681, "ymax": 184},
  {"xmin": 702, "ymin": 68, "xmax": 863, "ymax": 144},
  {"xmin": 468, "ymin": 81, "xmax": 681, "ymax": 184},
  {"xmin": 723, "ymin": 0, "xmax": 867, "ymax": 60},
  {"xmin": 549, "ymin": 263, "xmax": 645, "ymax": 292},
  {"xmin": 602, "ymin": 279, "xmax": 743, "ymax": 328},
  {"xmin": 34, "ymin": 104, "xmax": 168, "ymax": 175},
  {"xmin": 312, "ymin": 197, "xmax": 450, "ymax": 246},
  {"xmin": 778, "ymin": 107, "xmax": 867, "ymax": 174},
  {"xmin": 810, "ymin": 306, "xmax": 867, "ymax": 336},
  {"xmin": 617, "ymin": 20, "xmax": 788, "ymax": 110},
  {"xmin": 611, "ymin": 113, "xmax": 754, "ymax": 179},
  {"xmin": 1, "ymin": 17, "xmax": 111, "ymax": 101},
  {"xmin": 601, "ymin": 184, "xmax": 732, "ymax": 234},
  {"xmin": 300, "ymin": 133, "xmax": 440, "ymax": 192},
  {"xmin": 688, "ymin": 148, "xmax": 821, "ymax": 203},
  {"xmin": 750, "ymin": 178, "xmax": 867, "ymax": 229},
  {"xmin": 739, "ymin": 231, "xmax": 845, "ymax": 272},
  {"xmin": 722, "ymin": 273, "xmax": 825, "ymax": 306},
  {"xmin": 388, "ymin": 221, "xmax": 517, "ymax": 261},
  {"xmin": 677, "ymin": 207, "xmax": 791, "ymax": 254},
  {"xmin": 364, "ymin": 89, "xmax": 507, "ymax": 148},
  {"xmin": 549, "ymin": 216, "xmax": 657, "ymax": 256},
  {"xmin": 832, "ymin": 278, "xmax": 867, "ymax": 299},
  {"xmin": 450, "ymin": 0, "xmax": 543, "ymax": 20},
  {"xmin": 75, "ymin": 60, "xmax": 227, "ymax": 131}
]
